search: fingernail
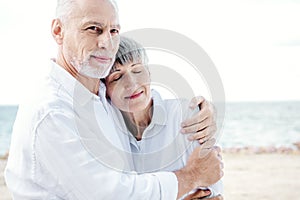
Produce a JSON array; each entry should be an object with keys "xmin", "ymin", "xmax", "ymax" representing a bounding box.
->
[
  {"xmin": 180, "ymin": 129, "xmax": 186, "ymax": 133},
  {"xmin": 188, "ymin": 135, "xmax": 194, "ymax": 140}
]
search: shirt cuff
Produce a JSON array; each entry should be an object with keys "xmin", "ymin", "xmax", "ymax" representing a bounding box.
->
[{"xmin": 153, "ymin": 172, "xmax": 178, "ymax": 200}]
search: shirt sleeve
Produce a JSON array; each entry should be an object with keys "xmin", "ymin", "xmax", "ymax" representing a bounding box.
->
[
  {"xmin": 181, "ymin": 102, "xmax": 223, "ymax": 198},
  {"xmin": 34, "ymin": 110, "xmax": 178, "ymax": 200}
]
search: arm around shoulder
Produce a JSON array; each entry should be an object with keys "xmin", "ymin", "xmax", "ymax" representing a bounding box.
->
[{"xmin": 34, "ymin": 110, "xmax": 178, "ymax": 199}]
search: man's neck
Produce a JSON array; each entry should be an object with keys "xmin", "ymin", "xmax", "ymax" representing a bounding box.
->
[
  {"xmin": 76, "ymin": 75, "xmax": 100, "ymax": 95},
  {"xmin": 56, "ymin": 56, "xmax": 100, "ymax": 95}
]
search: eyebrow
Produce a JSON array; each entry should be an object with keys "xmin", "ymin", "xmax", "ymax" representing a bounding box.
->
[
  {"xmin": 131, "ymin": 62, "xmax": 143, "ymax": 67},
  {"xmin": 82, "ymin": 21, "xmax": 121, "ymax": 29},
  {"xmin": 112, "ymin": 24, "xmax": 121, "ymax": 29}
]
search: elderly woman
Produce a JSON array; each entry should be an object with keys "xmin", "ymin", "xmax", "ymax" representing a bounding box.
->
[{"xmin": 104, "ymin": 36, "xmax": 222, "ymax": 199}]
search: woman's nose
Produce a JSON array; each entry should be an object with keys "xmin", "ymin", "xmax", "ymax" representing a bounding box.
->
[{"xmin": 123, "ymin": 74, "xmax": 136, "ymax": 90}]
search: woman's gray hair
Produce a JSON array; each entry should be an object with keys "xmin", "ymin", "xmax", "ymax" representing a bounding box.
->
[{"xmin": 111, "ymin": 36, "xmax": 149, "ymax": 72}]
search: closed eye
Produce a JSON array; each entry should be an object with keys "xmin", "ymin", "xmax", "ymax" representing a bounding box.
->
[
  {"xmin": 131, "ymin": 63, "xmax": 144, "ymax": 73},
  {"xmin": 133, "ymin": 71, "xmax": 142, "ymax": 74}
]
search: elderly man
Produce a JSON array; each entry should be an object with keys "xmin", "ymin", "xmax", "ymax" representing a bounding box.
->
[{"xmin": 5, "ymin": 0, "xmax": 223, "ymax": 199}]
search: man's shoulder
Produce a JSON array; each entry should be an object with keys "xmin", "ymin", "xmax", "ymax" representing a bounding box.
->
[
  {"xmin": 36, "ymin": 95, "xmax": 74, "ymax": 119},
  {"xmin": 161, "ymin": 98, "xmax": 190, "ymax": 112},
  {"xmin": 17, "ymin": 79, "xmax": 75, "ymax": 127},
  {"xmin": 152, "ymin": 90, "xmax": 190, "ymax": 111}
]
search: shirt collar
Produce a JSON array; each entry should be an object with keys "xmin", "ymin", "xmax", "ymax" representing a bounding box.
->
[
  {"xmin": 150, "ymin": 90, "xmax": 167, "ymax": 126},
  {"xmin": 49, "ymin": 59, "xmax": 100, "ymax": 106},
  {"xmin": 98, "ymin": 81, "xmax": 108, "ymax": 104},
  {"xmin": 107, "ymin": 89, "xmax": 167, "ymax": 136},
  {"xmin": 127, "ymin": 90, "xmax": 167, "ymax": 146},
  {"xmin": 105, "ymin": 89, "xmax": 168, "ymax": 146}
]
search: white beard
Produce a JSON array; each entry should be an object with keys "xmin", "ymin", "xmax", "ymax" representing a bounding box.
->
[{"xmin": 71, "ymin": 56, "xmax": 115, "ymax": 79}]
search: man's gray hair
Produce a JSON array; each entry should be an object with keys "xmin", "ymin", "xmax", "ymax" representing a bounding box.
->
[
  {"xmin": 55, "ymin": 0, "xmax": 77, "ymax": 22},
  {"xmin": 111, "ymin": 36, "xmax": 149, "ymax": 72},
  {"xmin": 55, "ymin": 0, "xmax": 118, "ymax": 22}
]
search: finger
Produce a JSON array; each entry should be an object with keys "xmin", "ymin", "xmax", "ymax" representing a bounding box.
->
[
  {"xmin": 189, "ymin": 96, "xmax": 205, "ymax": 109},
  {"xmin": 199, "ymin": 132, "xmax": 214, "ymax": 145},
  {"xmin": 206, "ymin": 194, "xmax": 224, "ymax": 200},
  {"xmin": 199, "ymin": 145, "xmax": 223, "ymax": 166},
  {"xmin": 198, "ymin": 141, "xmax": 216, "ymax": 158},
  {"xmin": 198, "ymin": 98, "xmax": 208, "ymax": 110},
  {"xmin": 201, "ymin": 101, "xmax": 217, "ymax": 122},
  {"xmin": 199, "ymin": 148, "xmax": 211, "ymax": 158},
  {"xmin": 181, "ymin": 113, "xmax": 207, "ymax": 130},
  {"xmin": 200, "ymin": 138, "xmax": 216, "ymax": 149},
  {"xmin": 181, "ymin": 121, "xmax": 207, "ymax": 134},
  {"xmin": 181, "ymin": 116, "xmax": 212, "ymax": 134},
  {"xmin": 199, "ymin": 125, "xmax": 216, "ymax": 144},
  {"xmin": 184, "ymin": 189, "xmax": 211, "ymax": 200},
  {"xmin": 220, "ymin": 161, "xmax": 224, "ymax": 169},
  {"xmin": 217, "ymin": 150, "xmax": 223, "ymax": 160},
  {"xmin": 187, "ymin": 128, "xmax": 211, "ymax": 142},
  {"xmin": 181, "ymin": 105, "xmax": 212, "ymax": 128},
  {"xmin": 187, "ymin": 124, "xmax": 216, "ymax": 142},
  {"xmin": 212, "ymin": 145, "xmax": 222, "ymax": 154}
]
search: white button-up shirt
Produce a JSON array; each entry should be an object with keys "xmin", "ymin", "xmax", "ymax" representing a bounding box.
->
[
  {"xmin": 109, "ymin": 90, "xmax": 223, "ymax": 198},
  {"xmin": 5, "ymin": 61, "xmax": 178, "ymax": 200}
]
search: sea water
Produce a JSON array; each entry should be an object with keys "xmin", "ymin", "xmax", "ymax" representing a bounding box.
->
[
  {"xmin": 1, "ymin": 102, "xmax": 300, "ymax": 156},
  {"xmin": 219, "ymin": 101, "xmax": 300, "ymax": 148},
  {"xmin": 0, "ymin": 105, "xmax": 18, "ymax": 156}
]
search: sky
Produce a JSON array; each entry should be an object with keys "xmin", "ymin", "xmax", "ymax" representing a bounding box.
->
[{"xmin": 0, "ymin": 0, "xmax": 300, "ymax": 104}]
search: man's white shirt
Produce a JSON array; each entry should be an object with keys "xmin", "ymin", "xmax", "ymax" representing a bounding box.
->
[{"xmin": 4, "ymin": 60, "xmax": 178, "ymax": 200}]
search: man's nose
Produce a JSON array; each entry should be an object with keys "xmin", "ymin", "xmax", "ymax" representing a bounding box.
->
[{"xmin": 98, "ymin": 31, "xmax": 114, "ymax": 49}]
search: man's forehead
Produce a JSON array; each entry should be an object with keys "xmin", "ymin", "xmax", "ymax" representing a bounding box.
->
[
  {"xmin": 71, "ymin": 0, "xmax": 119, "ymax": 26},
  {"xmin": 75, "ymin": 0, "xmax": 119, "ymax": 18}
]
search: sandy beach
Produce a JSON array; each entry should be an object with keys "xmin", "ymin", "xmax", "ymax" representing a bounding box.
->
[
  {"xmin": 0, "ymin": 158, "xmax": 10, "ymax": 200},
  {"xmin": 222, "ymin": 152, "xmax": 300, "ymax": 199},
  {"xmin": 1, "ymin": 151, "xmax": 300, "ymax": 200}
]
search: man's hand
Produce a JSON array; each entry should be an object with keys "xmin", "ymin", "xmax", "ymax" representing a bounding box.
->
[
  {"xmin": 183, "ymin": 189, "xmax": 211, "ymax": 200},
  {"xmin": 174, "ymin": 146, "xmax": 223, "ymax": 199},
  {"xmin": 207, "ymin": 195, "xmax": 223, "ymax": 200},
  {"xmin": 184, "ymin": 189, "xmax": 224, "ymax": 200},
  {"xmin": 189, "ymin": 194, "xmax": 224, "ymax": 200},
  {"xmin": 181, "ymin": 96, "xmax": 217, "ymax": 144}
]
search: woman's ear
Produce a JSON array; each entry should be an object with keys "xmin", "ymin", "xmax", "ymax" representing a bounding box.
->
[
  {"xmin": 147, "ymin": 66, "xmax": 151, "ymax": 79},
  {"xmin": 144, "ymin": 64, "xmax": 150, "ymax": 75},
  {"xmin": 51, "ymin": 19, "xmax": 64, "ymax": 45}
]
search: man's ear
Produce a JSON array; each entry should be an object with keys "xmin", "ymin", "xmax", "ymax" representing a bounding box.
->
[{"xmin": 51, "ymin": 19, "xmax": 64, "ymax": 45}]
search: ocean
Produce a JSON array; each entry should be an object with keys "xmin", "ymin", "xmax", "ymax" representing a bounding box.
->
[
  {"xmin": 1, "ymin": 102, "xmax": 300, "ymax": 156},
  {"xmin": 219, "ymin": 101, "xmax": 300, "ymax": 149},
  {"xmin": 0, "ymin": 105, "xmax": 18, "ymax": 156}
]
